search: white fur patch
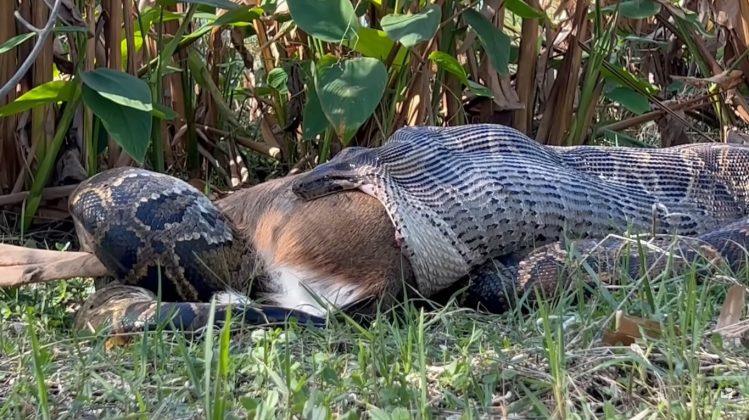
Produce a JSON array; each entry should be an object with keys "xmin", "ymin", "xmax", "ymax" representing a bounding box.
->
[
  {"xmin": 213, "ymin": 290, "xmax": 252, "ymax": 305},
  {"xmin": 265, "ymin": 266, "xmax": 364, "ymax": 317}
]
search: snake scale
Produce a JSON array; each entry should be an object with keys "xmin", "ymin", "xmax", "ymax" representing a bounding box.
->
[
  {"xmin": 69, "ymin": 167, "xmax": 328, "ymax": 333},
  {"xmin": 69, "ymin": 124, "xmax": 749, "ymax": 335}
]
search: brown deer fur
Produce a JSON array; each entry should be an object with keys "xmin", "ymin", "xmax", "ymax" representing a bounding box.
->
[{"xmin": 215, "ymin": 175, "xmax": 415, "ymax": 314}]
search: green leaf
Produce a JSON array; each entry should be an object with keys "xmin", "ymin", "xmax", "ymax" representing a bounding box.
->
[
  {"xmin": 152, "ymin": 102, "xmax": 178, "ymax": 120},
  {"xmin": 121, "ymin": 30, "xmax": 145, "ymax": 67},
  {"xmin": 600, "ymin": 65, "xmax": 659, "ymax": 95},
  {"xmin": 467, "ymin": 80, "xmax": 494, "ymax": 98},
  {"xmin": 429, "ymin": 51, "xmax": 468, "ymax": 81},
  {"xmin": 381, "ymin": 5, "xmax": 441, "ymax": 48},
  {"xmin": 506, "ymin": 0, "xmax": 547, "ymax": 20},
  {"xmin": 79, "ymin": 68, "xmax": 153, "ymax": 112},
  {"xmin": 214, "ymin": 5, "xmax": 263, "ymax": 26},
  {"xmin": 622, "ymin": 35, "xmax": 670, "ymax": 47},
  {"xmin": 302, "ymin": 87, "xmax": 328, "ymax": 140},
  {"xmin": 81, "ymin": 85, "xmax": 153, "ymax": 164},
  {"xmin": 428, "ymin": 51, "xmax": 493, "ymax": 98},
  {"xmin": 52, "ymin": 26, "xmax": 91, "ymax": 34},
  {"xmin": 605, "ymin": 0, "xmax": 661, "ymax": 19},
  {"xmin": 463, "ymin": 9, "xmax": 511, "ymax": 76},
  {"xmin": 0, "ymin": 80, "xmax": 75, "ymax": 117},
  {"xmin": 287, "ymin": 0, "xmax": 358, "ymax": 43},
  {"xmin": 182, "ymin": 6, "xmax": 263, "ymax": 43},
  {"xmin": 347, "ymin": 27, "xmax": 407, "ymax": 64},
  {"xmin": 315, "ymin": 57, "xmax": 387, "ymax": 144},
  {"xmin": 604, "ymin": 86, "xmax": 650, "ymax": 115},
  {"xmin": 0, "ymin": 32, "xmax": 36, "ymax": 55},
  {"xmin": 267, "ymin": 68, "xmax": 289, "ymax": 95}
]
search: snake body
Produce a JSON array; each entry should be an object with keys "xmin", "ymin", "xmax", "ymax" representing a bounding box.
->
[
  {"xmin": 68, "ymin": 124, "xmax": 749, "ymax": 334},
  {"xmin": 69, "ymin": 167, "xmax": 327, "ymax": 333},
  {"xmin": 291, "ymin": 124, "xmax": 749, "ymax": 297}
]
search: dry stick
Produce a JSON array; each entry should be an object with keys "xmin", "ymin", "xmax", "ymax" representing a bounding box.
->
[
  {"xmin": 0, "ymin": 245, "xmax": 109, "ymax": 287},
  {"xmin": 0, "ymin": 184, "xmax": 77, "ymax": 207},
  {"xmin": 600, "ymin": 95, "xmax": 714, "ymax": 133},
  {"xmin": 599, "ymin": 78, "xmax": 745, "ymax": 133},
  {"xmin": 0, "ymin": 0, "xmax": 63, "ymax": 101},
  {"xmin": 200, "ymin": 125, "xmax": 282, "ymax": 158},
  {"xmin": 576, "ymin": 41, "xmax": 717, "ymax": 142}
]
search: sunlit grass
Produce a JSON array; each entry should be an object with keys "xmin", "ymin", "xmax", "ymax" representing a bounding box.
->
[{"xmin": 1, "ymin": 255, "xmax": 748, "ymax": 418}]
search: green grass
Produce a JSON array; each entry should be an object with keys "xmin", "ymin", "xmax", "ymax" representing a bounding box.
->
[{"xmin": 1, "ymin": 251, "xmax": 749, "ymax": 419}]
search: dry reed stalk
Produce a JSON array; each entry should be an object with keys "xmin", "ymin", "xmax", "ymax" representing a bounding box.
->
[
  {"xmin": 25, "ymin": 0, "xmax": 55, "ymax": 194},
  {"xmin": 513, "ymin": 0, "xmax": 540, "ymax": 134},
  {"xmin": 102, "ymin": 0, "xmax": 123, "ymax": 165},
  {"xmin": 0, "ymin": 1, "xmax": 19, "ymax": 192},
  {"xmin": 82, "ymin": 0, "xmax": 96, "ymax": 173},
  {"xmin": 536, "ymin": 0, "xmax": 588, "ymax": 145}
]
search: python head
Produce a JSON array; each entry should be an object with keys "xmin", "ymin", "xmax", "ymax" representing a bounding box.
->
[{"xmin": 291, "ymin": 146, "xmax": 381, "ymax": 201}]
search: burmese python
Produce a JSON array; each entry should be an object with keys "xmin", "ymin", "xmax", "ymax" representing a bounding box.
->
[
  {"xmin": 291, "ymin": 124, "xmax": 749, "ymax": 297},
  {"xmin": 70, "ymin": 124, "xmax": 749, "ymax": 334},
  {"xmin": 69, "ymin": 167, "xmax": 327, "ymax": 334}
]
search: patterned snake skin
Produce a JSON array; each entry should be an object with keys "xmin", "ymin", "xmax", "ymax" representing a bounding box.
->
[
  {"xmin": 68, "ymin": 124, "xmax": 749, "ymax": 334},
  {"xmin": 69, "ymin": 167, "xmax": 327, "ymax": 334},
  {"xmin": 291, "ymin": 124, "xmax": 749, "ymax": 299}
]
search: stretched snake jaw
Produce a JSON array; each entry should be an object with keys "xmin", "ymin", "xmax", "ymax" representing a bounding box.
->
[{"xmin": 291, "ymin": 147, "xmax": 378, "ymax": 201}]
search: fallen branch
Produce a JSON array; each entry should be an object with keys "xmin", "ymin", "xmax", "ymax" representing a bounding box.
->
[
  {"xmin": 597, "ymin": 88, "xmax": 739, "ymax": 134},
  {"xmin": 0, "ymin": 244, "xmax": 109, "ymax": 287},
  {"xmin": 0, "ymin": 184, "xmax": 78, "ymax": 207}
]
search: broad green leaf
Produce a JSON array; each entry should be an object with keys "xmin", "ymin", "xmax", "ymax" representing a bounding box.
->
[
  {"xmin": 79, "ymin": 68, "xmax": 153, "ymax": 112},
  {"xmin": 467, "ymin": 80, "xmax": 494, "ymax": 98},
  {"xmin": 318, "ymin": 54, "xmax": 342, "ymax": 69},
  {"xmin": 602, "ymin": 0, "xmax": 661, "ymax": 19},
  {"xmin": 605, "ymin": 86, "xmax": 650, "ymax": 115},
  {"xmin": 428, "ymin": 52, "xmax": 493, "ymax": 98},
  {"xmin": 315, "ymin": 57, "xmax": 387, "ymax": 144},
  {"xmin": 381, "ymin": 5, "xmax": 441, "ymax": 48},
  {"xmin": 0, "ymin": 80, "xmax": 75, "ymax": 117},
  {"xmin": 82, "ymin": 84, "xmax": 152, "ymax": 164},
  {"xmin": 214, "ymin": 5, "xmax": 263, "ymax": 26},
  {"xmin": 152, "ymin": 102, "xmax": 178, "ymax": 120},
  {"xmin": 600, "ymin": 65, "xmax": 659, "ymax": 95},
  {"xmin": 0, "ymin": 33, "xmax": 35, "ymax": 55},
  {"xmin": 182, "ymin": 6, "xmax": 263, "ymax": 43},
  {"xmin": 347, "ymin": 27, "xmax": 407, "ymax": 64},
  {"xmin": 268, "ymin": 67, "xmax": 289, "ymax": 95},
  {"xmin": 139, "ymin": 7, "xmax": 184, "ymax": 28},
  {"xmin": 121, "ymin": 31, "xmax": 144, "ymax": 67},
  {"xmin": 429, "ymin": 51, "xmax": 468, "ymax": 81},
  {"xmin": 506, "ymin": 0, "xmax": 547, "ymax": 19},
  {"xmin": 463, "ymin": 9, "xmax": 511, "ymax": 75},
  {"xmin": 287, "ymin": 0, "xmax": 358, "ymax": 43},
  {"xmin": 302, "ymin": 87, "xmax": 328, "ymax": 139}
]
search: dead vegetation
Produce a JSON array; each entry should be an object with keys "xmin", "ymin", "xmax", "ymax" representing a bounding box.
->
[{"xmin": 0, "ymin": 0, "xmax": 747, "ymax": 225}]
